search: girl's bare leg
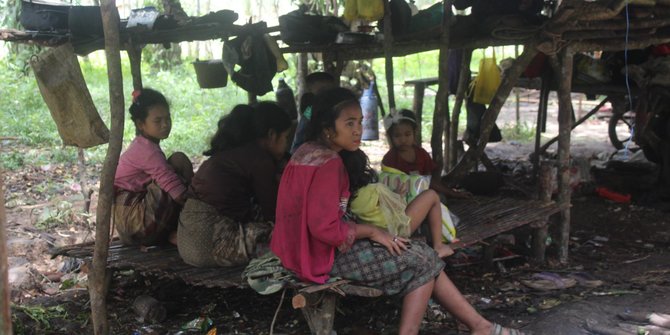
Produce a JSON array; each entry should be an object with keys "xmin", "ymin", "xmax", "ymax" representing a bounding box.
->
[
  {"xmin": 406, "ymin": 190, "xmax": 453, "ymax": 258},
  {"xmin": 432, "ymin": 272, "xmax": 494, "ymax": 334},
  {"xmin": 399, "ymin": 279, "xmax": 434, "ymax": 335}
]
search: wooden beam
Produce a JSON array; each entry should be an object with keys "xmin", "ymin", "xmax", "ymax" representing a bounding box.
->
[
  {"xmin": 412, "ymin": 82, "xmax": 426, "ymax": 143},
  {"xmin": 447, "ymin": 44, "xmax": 538, "ymax": 181},
  {"xmin": 432, "ymin": 0, "xmax": 453, "ymax": 176},
  {"xmin": 0, "ymin": 168, "xmax": 11, "ymax": 335},
  {"xmin": 91, "ymin": 1, "xmax": 125, "ymax": 334},
  {"xmin": 448, "ymin": 49, "xmax": 472, "ymax": 170},
  {"xmin": 550, "ymin": 49, "xmax": 574, "ymax": 264}
]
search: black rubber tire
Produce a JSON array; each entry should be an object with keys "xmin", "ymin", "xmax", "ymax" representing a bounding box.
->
[{"xmin": 608, "ymin": 111, "xmax": 635, "ymax": 150}]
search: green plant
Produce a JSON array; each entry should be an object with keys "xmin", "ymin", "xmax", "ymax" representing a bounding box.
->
[
  {"xmin": 35, "ymin": 201, "xmax": 87, "ymax": 230},
  {"xmin": 13, "ymin": 304, "xmax": 68, "ymax": 331},
  {"xmin": 500, "ymin": 121, "xmax": 536, "ymax": 142}
]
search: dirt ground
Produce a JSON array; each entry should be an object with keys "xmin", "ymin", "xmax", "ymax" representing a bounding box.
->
[{"xmin": 4, "ymin": 93, "xmax": 670, "ymax": 334}]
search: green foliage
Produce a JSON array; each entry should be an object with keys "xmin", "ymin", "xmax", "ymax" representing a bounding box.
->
[
  {"xmin": 35, "ymin": 201, "xmax": 88, "ymax": 230},
  {"xmin": 500, "ymin": 121, "xmax": 536, "ymax": 142},
  {"xmin": 13, "ymin": 304, "xmax": 68, "ymax": 331}
]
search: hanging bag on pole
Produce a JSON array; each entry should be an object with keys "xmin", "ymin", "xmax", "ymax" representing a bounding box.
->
[
  {"xmin": 30, "ymin": 43, "xmax": 110, "ymax": 148},
  {"xmin": 471, "ymin": 48, "xmax": 501, "ymax": 105}
]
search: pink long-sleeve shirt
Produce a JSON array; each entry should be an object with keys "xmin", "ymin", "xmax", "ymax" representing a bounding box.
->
[
  {"xmin": 114, "ymin": 136, "xmax": 186, "ymax": 200},
  {"xmin": 271, "ymin": 142, "xmax": 356, "ymax": 284}
]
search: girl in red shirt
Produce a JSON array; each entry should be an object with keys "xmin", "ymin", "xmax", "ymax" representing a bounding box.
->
[
  {"xmin": 382, "ymin": 109, "xmax": 469, "ymax": 198},
  {"xmin": 271, "ymin": 88, "xmax": 520, "ymax": 335}
]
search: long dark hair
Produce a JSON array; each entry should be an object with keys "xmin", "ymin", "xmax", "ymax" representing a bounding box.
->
[
  {"xmin": 204, "ymin": 102, "xmax": 292, "ymax": 156},
  {"xmin": 341, "ymin": 149, "xmax": 378, "ymax": 195},
  {"xmin": 305, "ymin": 87, "xmax": 375, "ymax": 194},
  {"xmin": 305, "ymin": 87, "xmax": 359, "ymax": 142}
]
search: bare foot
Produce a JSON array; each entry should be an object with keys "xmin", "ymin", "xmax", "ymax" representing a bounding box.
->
[
  {"xmin": 435, "ymin": 244, "xmax": 454, "ymax": 258},
  {"xmin": 473, "ymin": 322, "xmax": 525, "ymax": 335}
]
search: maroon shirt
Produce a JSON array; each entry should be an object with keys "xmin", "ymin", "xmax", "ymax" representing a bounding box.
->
[
  {"xmin": 382, "ymin": 146, "xmax": 436, "ymax": 175},
  {"xmin": 190, "ymin": 142, "xmax": 278, "ymax": 222}
]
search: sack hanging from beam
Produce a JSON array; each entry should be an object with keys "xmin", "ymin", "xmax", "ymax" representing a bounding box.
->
[
  {"xmin": 30, "ymin": 43, "xmax": 110, "ymax": 148},
  {"xmin": 470, "ymin": 48, "xmax": 501, "ymax": 105}
]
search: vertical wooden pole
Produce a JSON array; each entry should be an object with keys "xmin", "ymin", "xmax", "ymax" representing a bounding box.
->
[
  {"xmin": 91, "ymin": 1, "xmax": 125, "ymax": 334},
  {"xmin": 533, "ymin": 77, "xmax": 550, "ymax": 176},
  {"xmin": 296, "ymin": 53, "xmax": 308, "ymax": 101},
  {"xmin": 127, "ymin": 44, "xmax": 143, "ymax": 90},
  {"xmin": 0, "ymin": 169, "xmax": 11, "ymax": 335},
  {"xmin": 551, "ymin": 49, "xmax": 574, "ymax": 264},
  {"xmin": 383, "ymin": 0, "xmax": 395, "ymax": 111},
  {"xmin": 533, "ymin": 161, "xmax": 554, "ymax": 264},
  {"xmin": 432, "ymin": 0, "xmax": 453, "ymax": 176},
  {"xmin": 515, "ymin": 45, "xmax": 521, "ymax": 134},
  {"xmin": 448, "ymin": 49, "xmax": 472, "ymax": 170},
  {"xmin": 412, "ymin": 83, "xmax": 426, "ymax": 144}
]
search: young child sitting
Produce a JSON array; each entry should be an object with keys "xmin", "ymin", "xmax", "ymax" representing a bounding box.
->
[
  {"xmin": 344, "ymin": 149, "xmax": 454, "ymax": 258},
  {"xmin": 289, "ymin": 71, "xmax": 337, "ymax": 154},
  {"xmin": 113, "ymin": 88, "xmax": 193, "ymax": 246},
  {"xmin": 382, "ymin": 109, "xmax": 468, "ymax": 199}
]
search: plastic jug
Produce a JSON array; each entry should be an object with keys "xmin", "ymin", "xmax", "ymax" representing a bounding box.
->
[{"xmin": 361, "ymin": 81, "xmax": 379, "ymax": 141}]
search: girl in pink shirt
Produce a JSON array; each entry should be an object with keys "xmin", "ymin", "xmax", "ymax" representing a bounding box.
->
[
  {"xmin": 271, "ymin": 87, "xmax": 521, "ymax": 335},
  {"xmin": 113, "ymin": 88, "xmax": 193, "ymax": 246}
]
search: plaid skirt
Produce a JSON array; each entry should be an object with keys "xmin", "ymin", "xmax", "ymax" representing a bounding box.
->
[
  {"xmin": 330, "ymin": 239, "xmax": 445, "ymax": 296},
  {"xmin": 113, "ymin": 182, "xmax": 179, "ymax": 246},
  {"xmin": 177, "ymin": 199, "xmax": 273, "ymax": 267}
]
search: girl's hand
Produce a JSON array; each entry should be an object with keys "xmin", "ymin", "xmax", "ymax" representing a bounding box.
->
[{"xmin": 371, "ymin": 228, "xmax": 410, "ymax": 256}]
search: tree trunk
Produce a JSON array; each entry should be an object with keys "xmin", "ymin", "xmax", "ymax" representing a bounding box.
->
[
  {"xmin": 447, "ymin": 49, "xmax": 472, "ymax": 171},
  {"xmin": 0, "ymin": 168, "xmax": 12, "ymax": 335},
  {"xmin": 91, "ymin": 2, "xmax": 126, "ymax": 334},
  {"xmin": 432, "ymin": 0, "xmax": 453, "ymax": 175},
  {"xmin": 550, "ymin": 50, "xmax": 575, "ymax": 264},
  {"xmin": 447, "ymin": 44, "xmax": 538, "ymax": 181}
]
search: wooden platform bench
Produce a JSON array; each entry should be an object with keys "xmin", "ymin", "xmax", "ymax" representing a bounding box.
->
[{"xmin": 51, "ymin": 196, "xmax": 559, "ymax": 335}]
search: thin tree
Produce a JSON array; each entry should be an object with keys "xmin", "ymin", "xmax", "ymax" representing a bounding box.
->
[{"xmin": 89, "ymin": 1, "xmax": 126, "ymax": 334}]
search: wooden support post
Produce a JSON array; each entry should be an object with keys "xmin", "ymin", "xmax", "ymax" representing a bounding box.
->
[
  {"xmin": 383, "ymin": 0, "xmax": 396, "ymax": 111},
  {"xmin": 432, "ymin": 0, "xmax": 453, "ymax": 175},
  {"xmin": 532, "ymin": 162, "xmax": 554, "ymax": 264},
  {"xmin": 92, "ymin": 1, "xmax": 126, "ymax": 334},
  {"xmin": 293, "ymin": 291, "xmax": 338, "ymax": 335},
  {"xmin": 532, "ymin": 77, "xmax": 550, "ymax": 175},
  {"xmin": 296, "ymin": 53, "xmax": 308, "ymax": 101},
  {"xmin": 247, "ymin": 92, "xmax": 257, "ymax": 105},
  {"xmin": 127, "ymin": 44, "xmax": 143, "ymax": 90},
  {"xmin": 448, "ymin": 49, "xmax": 472, "ymax": 170},
  {"xmin": 0, "ymin": 169, "xmax": 12, "ymax": 335},
  {"xmin": 550, "ymin": 49, "xmax": 574, "ymax": 264},
  {"xmin": 447, "ymin": 45, "xmax": 538, "ymax": 181},
  {"xmin": 515, "ymin": 45, "xmax": 521, "ymax": 134},
  {"xmin": 412, "ymin": 82, "xmax": 425, "ymax": 143}
]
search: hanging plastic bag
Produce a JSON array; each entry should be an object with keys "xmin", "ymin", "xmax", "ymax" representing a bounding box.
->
[
  {"xmin": 471, "ymin": 48, "xmax": 501, "ymax": 105},
  {"xmin": 344, "ymin": 0, "xmax": 359, "ymax": 21},
  {"xmin": 344, "ymin": 0, "xmax": 384, "ymax": 21}
]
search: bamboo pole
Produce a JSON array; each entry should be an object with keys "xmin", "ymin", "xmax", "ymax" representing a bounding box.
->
[
  {"xmin": 383, "ymin": 0, "xmax": 395, "ymax": 111},
  {"xmin": 550, "ymin": 49, "xmax": 574, "ymax": 264},
  {"xmin": 447, "ymin": 44, "xmax": 538, "ymax": 181},
  {"xmin": 91, "ymin": 1, "xmax": 125, "ymax": 334},
  {"xmin": 0, "ymin": 168, "xmax": 11, "ymax": 335},
  {"xmin": 432, "ymin": 0, "xmax": 453, "ymax": 176},
  {"xmin": 447, "ymin": 49, "xmax": 472, "ymax": 170}
]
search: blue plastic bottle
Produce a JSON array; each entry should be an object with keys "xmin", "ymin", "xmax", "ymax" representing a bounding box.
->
[{"xmin": 361, "ymin": 81, "xmax": 379, "ymax": 140}]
